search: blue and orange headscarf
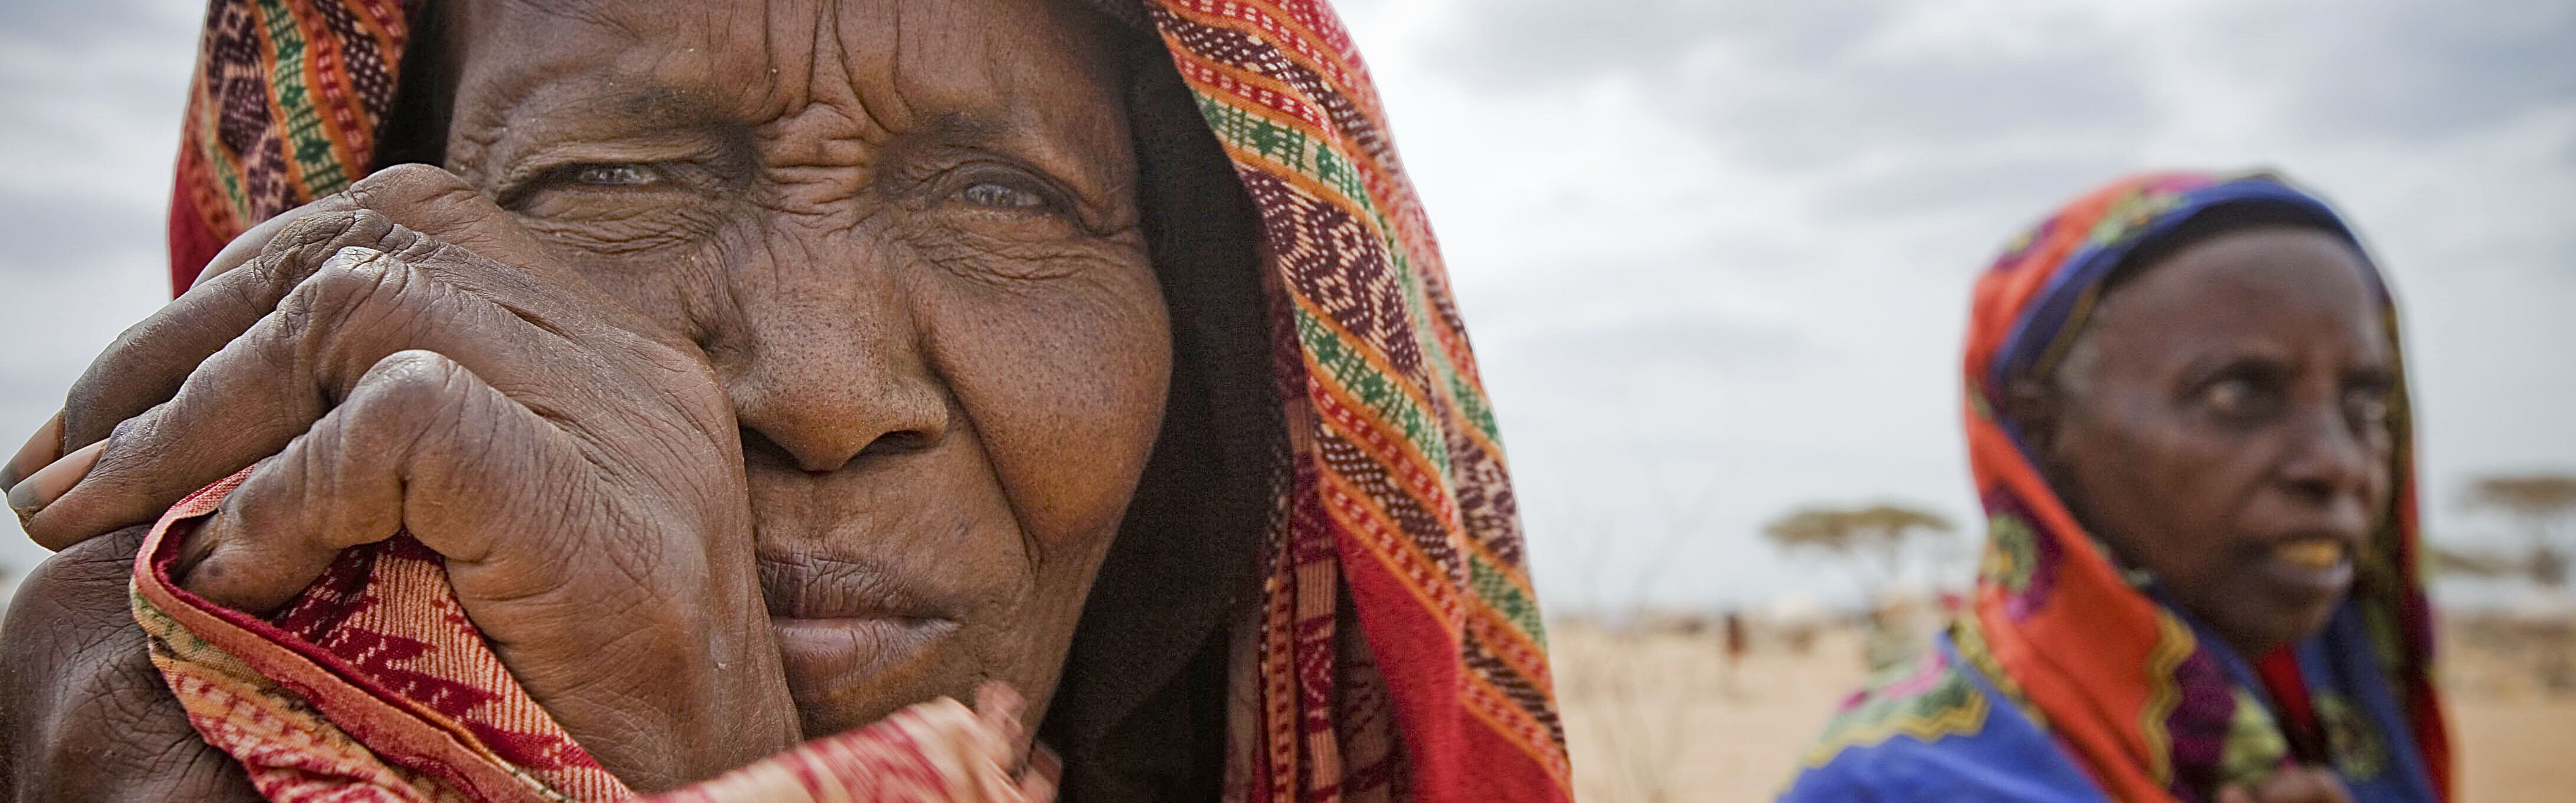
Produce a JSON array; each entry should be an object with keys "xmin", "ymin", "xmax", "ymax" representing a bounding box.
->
[
  {"xmin": 152, "ymin": 1, "xmax": 1570, "ymax": 801},
  {"xmin": 1961, "ymin": 172, "xmax": 2449, "ymax": 802}
]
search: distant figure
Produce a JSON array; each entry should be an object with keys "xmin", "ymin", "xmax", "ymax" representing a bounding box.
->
[
  {"xmin": 1725, "ymin": 610, "xmax": 1750, "ymax": 665},
  {"xmin": 1782, "ymin": 173, "xmax": 2448, "ymax": 803}
]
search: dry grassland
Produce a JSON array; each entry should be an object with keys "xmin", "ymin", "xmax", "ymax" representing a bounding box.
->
[{"xmin": 1552, "ymin": 617, "xmax": 2576, "ymax": 802}]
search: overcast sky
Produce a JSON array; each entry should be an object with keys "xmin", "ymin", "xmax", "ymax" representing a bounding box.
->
[{"xmin": 2, "ymin": 0, "xmax": 2571, "ymax": 611}]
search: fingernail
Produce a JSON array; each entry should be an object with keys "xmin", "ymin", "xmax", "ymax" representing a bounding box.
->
[
  {"xmin": 1, "ymin": 411, "xmax": 65, "ymax": 491},
  {"xmin": 8, "ymin": 439, "xmax": 103, "ymax": 518}
]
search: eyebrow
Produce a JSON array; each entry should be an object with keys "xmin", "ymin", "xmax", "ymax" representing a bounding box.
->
[
  {"xmin": 2168, "ymin": 343, "xmax": 2292, "ymax": 382},
  {"xmin": 507, "ymin": 85, "xmax": 727, "ymax": 139},
  {"xmin": 920, "ymin": 110, "xmax": 1003, "ymax": 143},
  {"xmin": 596, "ymin": 87, "xmax": 719, "ymax": 128},
  {"xmin": 481, "ymin": 84, "xmax": 740, "ymax": 182},
  {"xmin": 2343, "ymin": 361, "xmax": 2396, "ymax": 384}
]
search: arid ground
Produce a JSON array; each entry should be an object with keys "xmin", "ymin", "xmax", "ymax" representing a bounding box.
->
[{"xmin": 1553, "ymin": 614, "xmax": 2576, "ymax": 802}]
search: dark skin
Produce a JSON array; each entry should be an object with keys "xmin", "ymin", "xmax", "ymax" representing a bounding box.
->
[
  {"xmin": 2, "ymin": 0, "xmax": 1168, "ymax": 797},
  {"xmin": 2010, "ymin": 226, "xmax": 2394, "ymax": 803}
]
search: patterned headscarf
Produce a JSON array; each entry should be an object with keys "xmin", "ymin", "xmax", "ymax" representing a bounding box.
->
[
  {"xmin": 148, "ymin": 1, "xmax": 1570, "ymax": 801},
  {"xmin": 1960, "ymin": 172, "xmax": 2447, "ymax": 802}
]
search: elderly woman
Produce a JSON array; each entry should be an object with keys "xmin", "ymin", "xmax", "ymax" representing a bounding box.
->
[
  {"xmin": 1782, "ymin": 173, "xmax": 2449, "ymax": 803},
  {"xmin": 0, "ymin": 1, "xmax": 1570, "ymax": 801}
]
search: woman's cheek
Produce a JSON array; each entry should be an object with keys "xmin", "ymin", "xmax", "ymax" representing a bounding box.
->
[
  {"xmin": 514, "ymin": 206, "xmax": 745, "ymax": 330},
  {"xmin": 2174, "ymin": 424, "xmax": 2285, "ymax": 585},
  {"xmin": 928, "ymin": 265, "xmax": 1170, "ymax": 549}
]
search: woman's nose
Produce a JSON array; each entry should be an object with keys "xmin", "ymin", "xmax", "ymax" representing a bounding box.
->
[
  {"xmin": 719, "ymin": 262, "xmax": 949, "ymax": 474},
  {"xmin": 2277, "ymin": 397, "xmax": 2377, "ymax": 512},
  {"xmin": 729, "ymin": 344, "xmax": 948, "ymax": 473}
]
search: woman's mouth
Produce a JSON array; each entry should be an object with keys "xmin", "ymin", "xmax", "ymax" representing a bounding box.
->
[
  {"xmin": 760, "ymin": 555, "xmax": 960, "ymax": 689},
  {"xmin": 2273, "ymin": 538, "xmax": 2345, "ymax": 570},
  {"xmin": 2260, "ymin": 535, "xmax": 2355, "ymax": 594},
  {"xmin": 770, "ymin": 616, "xmax": 958, "ymax": 690}
]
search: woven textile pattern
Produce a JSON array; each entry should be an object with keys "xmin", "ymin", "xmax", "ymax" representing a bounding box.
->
[
  {"xmin": 1143, "ymin": 1, "xmax": 1569, "ymax": 801},
  {"xmin": 170, "ymin": 0, "xmax": 410, "ymax": 291},
  {"xmin": 155, "ymin": 0, "xmax": 1569, "ymax": 800},
  {"xmin": 135, "ymin": 471, "xmax": 1047, "ymax": 803}
]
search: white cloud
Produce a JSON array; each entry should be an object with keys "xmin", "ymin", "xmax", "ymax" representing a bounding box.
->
[
  {"xmin": 1340, "ymin": 0, "xmax": 2576, "ymax": 610},
  {"xmin": 1, "ymin": 0, "xmax": 2569, "ymax": 613}
]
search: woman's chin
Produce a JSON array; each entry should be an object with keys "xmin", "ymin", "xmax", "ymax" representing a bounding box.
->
[{"xmin": 2212, "ymin": 572, "xmax": 2351, "ymax": 658}]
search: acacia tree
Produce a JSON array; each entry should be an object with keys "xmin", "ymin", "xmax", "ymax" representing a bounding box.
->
[
  {"xmin": 2466, "ymin": 474, "xmax": 2576, "ymax": 588},
  {"xmin": 1764, "ymin": 503, "xmax": 1955, "ymax": 600}
]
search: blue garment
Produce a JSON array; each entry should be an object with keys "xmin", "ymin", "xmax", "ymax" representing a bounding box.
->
[
  {"xmin": 1784, "ymin": 601, "xmax": 2442, "ymax": 803},
  {"xmin": 1782, "ymin": 634, "xmax": 2105, "ymax": 803}
]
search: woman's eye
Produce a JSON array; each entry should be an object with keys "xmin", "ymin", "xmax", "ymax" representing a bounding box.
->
[
  {"xmin": 2345, "ymin": 389, "xmax": 2392, "ymax": 429},
  {"xmin": 568, "ymin": 163, "xmax": 662, "ymax": 187},
  {"xmin": 2201, "ymin": 375, "xmax": 2278, "ymax": 419},
  {"xmin": 959, "ymin": 181, "xmax": 1047, "ymax": 210},
  {"xmin": 2206, "ymin": 377, "xmax": 2252, "ymax": 409}
]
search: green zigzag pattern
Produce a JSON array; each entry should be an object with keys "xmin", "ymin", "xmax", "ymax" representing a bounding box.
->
[
  {"xmin": 1195, "ymin": 93, "xmax": 1501, "ymax": 463},
  {"xmin": 1295, "ymin": 305, "xmax": 1450, "ymax": 476},
  {"xmin": 255, "ymin": 0, "xmax": 349, "ymax": 199}
]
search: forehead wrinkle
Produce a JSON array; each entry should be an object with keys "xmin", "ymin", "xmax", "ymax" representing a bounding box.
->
[
  {"xmin": 734, "ymin": 0, "xmax": 903, "ymax": 146},
  {"xmin": 716, "ymin": 0, "xmax": 804, "ymax": 120},
  {"xmin": 861, "ymin": 0, "xmax": 916, "ymax": 130},
  {"xmin": 454, "ymin": 2, "xmax": 760, "ymax": 155},
  {"xmin": 488, "ymin": 0, "xmax": 648, "ymax": 42},
  {"xmin": 757, "ymin": 0, "xmax": 1133, "ymax": 204},
  {"xmin": 490, "ymin": 0, "xmax": 822, "ymax": 123}
]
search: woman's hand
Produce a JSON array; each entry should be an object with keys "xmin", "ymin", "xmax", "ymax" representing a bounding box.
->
[
  {"xmin": 0, "ymin": 524, "xmax": 265, "ymax": 802},
  {"xmin": 2, "ymin": 164, "xmax": 796, "ymax": 792}
]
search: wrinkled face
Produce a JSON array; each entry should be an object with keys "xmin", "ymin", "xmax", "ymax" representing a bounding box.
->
[
  {"xmin": 439, "ymin": 0, "xmax": 1171, "ymax": 736},
  {"xmin": 2026, "ymin": 228, "xmax": 2395, "ymax": 657}
]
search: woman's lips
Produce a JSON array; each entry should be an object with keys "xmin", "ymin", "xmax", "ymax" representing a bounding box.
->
[
  {"xmin": 771, "ymin": 616, "xmax": 957, "ymax": 689},
  {"xmin": 2274, "ymin": 539, "xmax": 2345, "ymax": 570},
  {"xmin": 759, "ymin": 554, "xmax": 960, "ymax": 686},
  {"xmin": 2259, "ymin": 535, "xmax": 2356, "ymax": 595}
]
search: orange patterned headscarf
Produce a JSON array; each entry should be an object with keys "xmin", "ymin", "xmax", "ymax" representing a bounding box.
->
[
  {"xmin": 1959, "ymin": 172, "xmax": 2447, "ymax": 803},
  {"xmin": 155, "ymin": 1, "xmax": 1570, "ymax": 801}
]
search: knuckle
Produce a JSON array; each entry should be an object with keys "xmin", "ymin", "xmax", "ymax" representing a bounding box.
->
[
  {"xmin": 275, "ymin": 249, "xmax": 410, "ymax": 341},
  {"xmin": 318, "ymin": 209, "xmax": 403, "ymax": 259},
  {"xmin": 342, "ymin": 350, "xmax": 473, "ymax": 441},
  {"xmin": 347, "ymin": 164, "xmax": 479, "ymax": 210},
  {"xmin": 261, "ymin": 209, "xmax": 367, "ymax": 262},
  {"xmin": 377, "ymin": 221, "xmax": 441, "ymax": 262},
  {"xmin": 357, "ymin": 348, "xmax": 466, "ymax": 393},
  {"xmin": 246, "ymin": 210, "xmax": 392, "ymax": 291}
]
